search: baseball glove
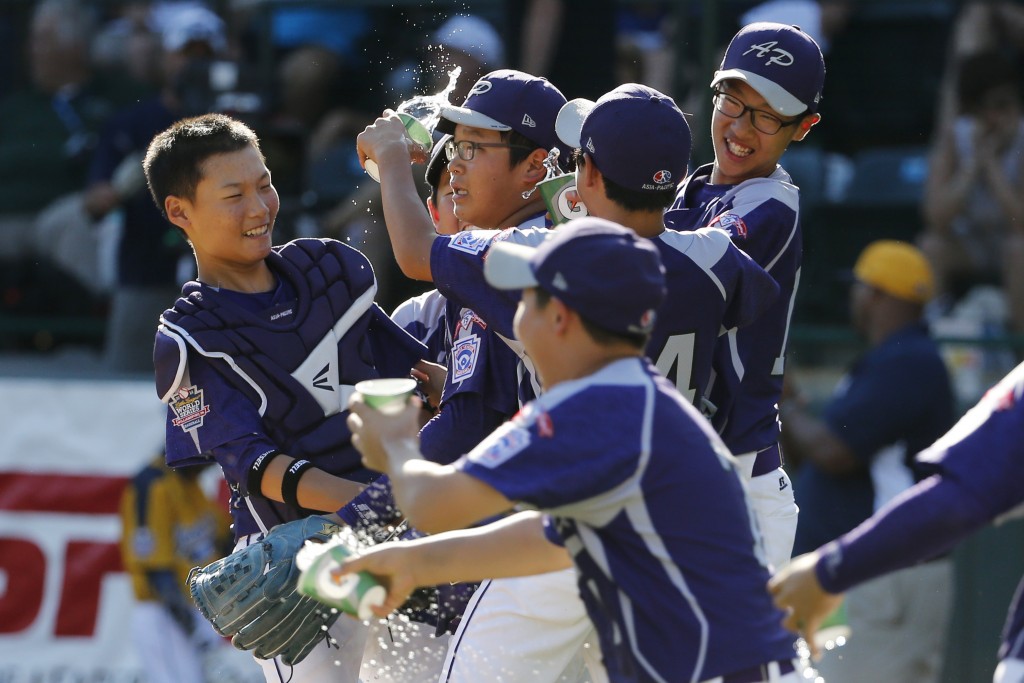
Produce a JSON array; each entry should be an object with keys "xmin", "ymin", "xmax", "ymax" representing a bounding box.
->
[{"xmin": 189, "ymin": 515, "xmax": 343, "ymax": 665}]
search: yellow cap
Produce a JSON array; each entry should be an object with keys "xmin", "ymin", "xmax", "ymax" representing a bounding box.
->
[{"xmin": 853, "ymin": 240, "xmax": 935, "ymax": 304}]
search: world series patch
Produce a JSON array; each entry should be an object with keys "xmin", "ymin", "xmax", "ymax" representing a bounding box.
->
[
  {"xmin": 170, "ymin": 384, "xmax": 211, "ymax": 432},
  {"xmin": 451, "ymin": 334, "xmax": 481, "ymax": 382},
  {"xmin": 449, "ymin": 231, "xmax": 494, "ymax": 255}
]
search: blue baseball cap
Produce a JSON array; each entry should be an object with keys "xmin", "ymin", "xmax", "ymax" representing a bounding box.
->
[
  {"xmin": 711, "ymin": 22, "xmax": 825, "ymax": 116},
  {"xmin": 555, "ymin": 83, "xmax": 690, "ymax": 194},
  {"xmin": 425, "ymin": 133, "xmax": 452, "ymax": 189},
  {"xmin": 484, "ymin": 217, "xmax": 666, "ymax": 336},
  {"xmin": 438, "ymin": 69, "xmax": 567, "ymax": 157}
]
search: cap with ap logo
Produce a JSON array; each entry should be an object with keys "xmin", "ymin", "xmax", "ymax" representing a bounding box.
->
[
  {"xmin": 438, "ymin": 69, "xmax": 567, "ymax": 161},
  {"xmin": 712, "ymin": 22, "xmax": 825, "ymax": 117}
]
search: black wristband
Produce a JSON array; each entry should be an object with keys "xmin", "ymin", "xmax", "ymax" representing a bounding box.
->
[
  {"xmin": 281, "ymin": 459, "xmax": 315, "ymax": 510},
  {"xmin": 246, "ymin": 450, "xmax": 279, "ymax": 497}
]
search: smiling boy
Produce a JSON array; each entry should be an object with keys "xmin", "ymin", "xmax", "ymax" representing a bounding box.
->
[
  {"xmin": 144, "ymin": 113, "xmax": 427, "ymax": 683},
  {"xmin": 664, "ymin": 22, "xmax": 826, "ymax": 571}
]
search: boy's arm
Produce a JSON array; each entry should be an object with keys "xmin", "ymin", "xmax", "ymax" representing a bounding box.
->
[
  {"xmin": 340, "ymin": 510, "xmax": 573, "ymax": 617},
  {"xmin": 259, "ymin": 454, "xmax": 366, "ymax": 513},
  {"xmin": 346, "ymin": 396, "xmax": 515, "ymax": 533},
  {"xmin": 356, "ymin": 112, "xmax": 438, "ymax": 281}
]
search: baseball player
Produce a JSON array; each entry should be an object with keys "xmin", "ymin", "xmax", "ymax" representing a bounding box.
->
[
  {"xmin": 554, "ymin": 83, "xmax": 780, "ymax": 411},
  {"xmin": 769, "ymin": 359, "xmax": 1024, "ymax": 683},
  {"xmin": 358, "ymin": 78, "xmax": 782, "ymax": 681},
  {"xmin": 390, "ymin": 134, "xmax": 463, "ymax": 372},
  {"xmin": 371, "ymin": 134, "xmax": 483, "ymax": 648},
  {"xmin": 119, "ymin": 456, "xmax": 230, "ymax": 683},
  {"xmin": 359, "ymin": 70, "xmax": 604, "ymax": 682},
  {"xmin": 144, "ymin": 113, "xmax": 428, "ymax": 683},
  {"xmin": 340, "ymin": 218, "xmax": 802, "ymax": 683},
  {"xmin": 664, "ymin": 22, "xmax": 827, "ymax": 570}
]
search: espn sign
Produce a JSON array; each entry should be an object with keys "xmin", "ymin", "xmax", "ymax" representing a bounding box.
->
[{"xmin": 0, "ymin": 472, "xmax": 125, "ymax": 637}]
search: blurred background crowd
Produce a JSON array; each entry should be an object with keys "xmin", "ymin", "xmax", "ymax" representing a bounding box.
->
[
  {"xmin": 1, "ymin": 0, "xmax": 1023, "ymax": 432},
  {"xmin": 5, "ymin": 0, "xmax": 1024, "ymax": 385}
]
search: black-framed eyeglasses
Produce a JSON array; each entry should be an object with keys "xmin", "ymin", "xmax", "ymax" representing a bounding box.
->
[
  {"xmin": 712, "ymin": 90, "xmax": 801, "ymax": 135},
  {"xmin": 445, "ymin": 138, "xmax": 534, "ymax": 161}
]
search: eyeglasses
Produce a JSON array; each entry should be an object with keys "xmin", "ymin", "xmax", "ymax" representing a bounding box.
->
[
  {"xmin": 445, "ymin": 138, "xmax": 534, "ymax": 161},
  {"xmin": 712, "ymin": 90, "xmax": 801, "ymax": 135}
]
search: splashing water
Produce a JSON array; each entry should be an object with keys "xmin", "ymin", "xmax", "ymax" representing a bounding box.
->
[
  {"xmin": 395, "ymin": 66, "xmax": 462, "ymax": 137},
  {"xmin": 365, "ymin": 67, "xmax": 462, "ymax": 182}
]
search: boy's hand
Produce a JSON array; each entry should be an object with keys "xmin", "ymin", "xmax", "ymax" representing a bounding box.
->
[
  {"xmin": 356, "ymin": 111, "xmax": 430, "ymax": 174},
  {"xmin": 411, "ymin": 360, "xmax": 447, "ymax": 410},
  {"xmin": 346, "ymin": 393, "xmax": 421, "ymax": 473},
  {"xmin": 338, "ymin": 543, "xmax": 424, "ymax": 618},
  {"xmin": 767, "ymin": 551, "xmax": 844, "ymax": 661}
]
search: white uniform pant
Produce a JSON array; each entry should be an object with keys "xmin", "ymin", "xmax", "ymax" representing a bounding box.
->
[
  {"xmin": 733, "ymin": 451, "xmax": 799, "ymax": 572},
  {"xmin": 440, "ymin": 568, "xmax": 606, "ymax": 682},
  {"xmin": 698, "ymin": 659, "xmax": 802, "ymax": 683},
  {"xmin": 996, "ymin": 657, "xmax": 1024, "ymax": 683},
  {"xmin": 131, "ymin": 601, "xmax": 221, "ymax": 683}
]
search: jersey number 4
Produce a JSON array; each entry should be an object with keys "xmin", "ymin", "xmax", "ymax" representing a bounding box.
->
[{"xmin": 654, "ymin": 333, "xmax": 697, "ymax": 405}]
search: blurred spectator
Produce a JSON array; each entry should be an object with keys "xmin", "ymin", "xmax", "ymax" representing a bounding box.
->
[
  {"xmin": 947, "ymin": 1, "xmax": 1024, "ymax": 66},
  {"xmin": 505, "ymin": 0, "xmax": 617, "ymax": 100},
  {"xmin": 119, "ymin": 455, "xmax": 232, "ymax": 683},
  {"xmin": 920, "ymin": 50, "xmax": 1024, "ymax": 333},
  {"xmin": 781, "ymin": 240, "xmax": 955, "ymax": 683},
  {"xmin": 92, "ymin": 2, "xmax": 164, "ymax": 93},
  {"xmin": 83, "ymin": 3, "xmax": 232, "ymax": 373},
  {"xmin": 0, "ymin": 0, "xmax": 143, "ymax": 297},
  {"xmin": 935, "ymin": 1, "xmax": 1024, "ymax": 134},
  {"xmin": 739, "ymin": 0, "xmax": 853, "ymax": 55},
  {"xmin": 307, "ymin": 14, "xmax": 506, "ymax": 313},
  {"xmin": 614, "ymin": 3, "xmax": 676, "ymax": 96}
]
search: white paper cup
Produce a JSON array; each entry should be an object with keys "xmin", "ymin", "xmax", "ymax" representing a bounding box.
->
[{"xmin": 355, "ymin": 378, "xmax": 418, "ymax": 414}]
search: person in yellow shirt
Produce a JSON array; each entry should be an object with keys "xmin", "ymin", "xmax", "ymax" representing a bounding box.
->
[{"xmin": 120, "ymin": 455, "xmax": 231, "ymax": 683}]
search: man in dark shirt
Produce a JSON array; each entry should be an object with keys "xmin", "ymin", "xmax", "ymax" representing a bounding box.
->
[{"xmin": 780, "ymin": 240, "xmax": 955, "ymax": 683}]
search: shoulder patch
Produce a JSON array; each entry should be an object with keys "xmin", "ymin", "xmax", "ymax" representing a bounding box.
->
[
  {"xmin": 709, "ymin": 211, "xmax": 748, "ymax": 238},
  {"xmin": 449, "ymin": 231, "xmax": 493, "ymax": 255},
  {"xmin": 169, "ymin": 385, "xmax": 211, "ymax": 433},
  {"xmin": 451, "ymin": 333, "xmax": 481, "ymax": 382},
  {"xmin": 468, "ymin": 423, "xmax": 531, "ymax": 468}
]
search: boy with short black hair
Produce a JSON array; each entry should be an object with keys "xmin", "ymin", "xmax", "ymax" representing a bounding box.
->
[
  {"xmin": 145, "ymin": 112, "xmax": 427, "ymax": 683},
  {"xmin": 665, "ymin": 22, "xmax": 826, "ymax": 570}
]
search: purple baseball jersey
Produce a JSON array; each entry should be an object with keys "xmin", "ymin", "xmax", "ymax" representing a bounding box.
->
[
  {"xmin": 391, "ymin": 288, "xmax": 448, "ymax": 365},
  {"xmin": 457, "ymin": 357, "xmax": 796, "ymax": 682},
  {"xmin": 155, "ymin": 239, "xmax": 426, "ymax": 539},
  {"xmin": 431, "ymin": 222, "xmax": 778, "ymax": 412},
  {"xmin": 649, "ymin": 227, "xmax": 779, "ymax": 410},
  {"xmin": 665, "ymin": 162, "xmax": 803, "ymax": 454}
]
